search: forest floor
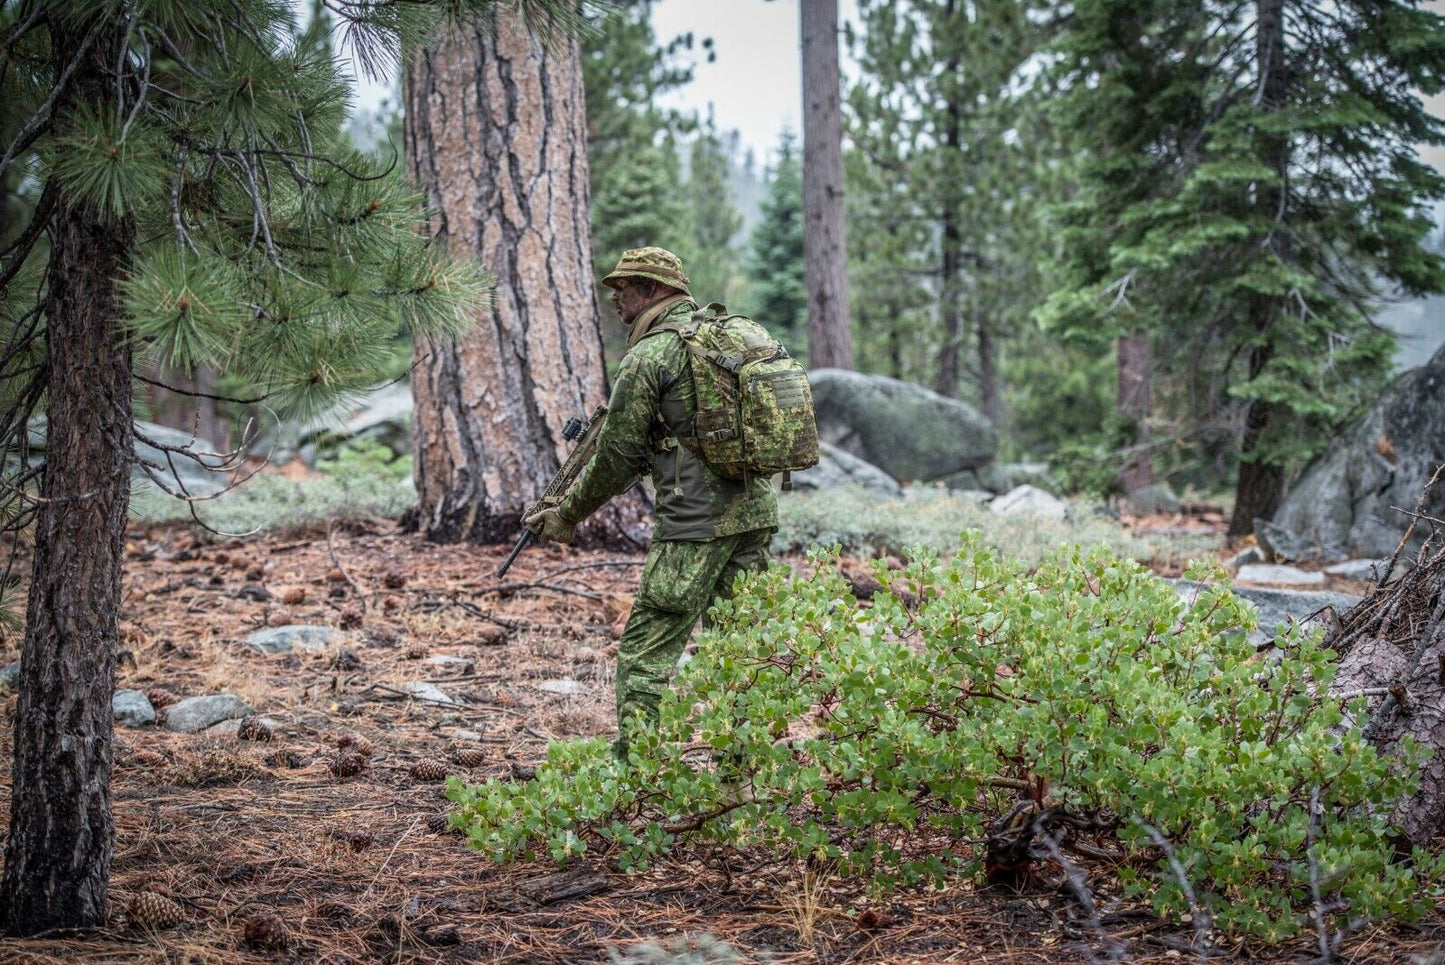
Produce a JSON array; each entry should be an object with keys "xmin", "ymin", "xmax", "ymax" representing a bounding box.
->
[{"xmin": 0, "ymin": 515, "xmax": 1440, "ymax": 964}]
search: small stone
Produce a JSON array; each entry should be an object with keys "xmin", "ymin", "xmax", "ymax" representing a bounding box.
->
[
  {"xmin": 246, "ymin": 625, "xmax": 335, "ymax": 656},
  {"xmin": 424, "ymin": 655, "xmax": 474, "ymax": 671},
  {"xmin": 238, "ymin": 582, "xmax": 271, "ymax": 602},
  {"xmin": 401, "ymin": 682, "xmax": 454, "ymax": 705},
  {"xmin": 1236, "ymin": 564, "xmax": 1327, "ymax": 587},
  {"xmin": 164, "ymin": 694, "xmax": 255, "ymax": 733},
  {"xmin": 537, "ymin": 678, "xmax": 586, "ymax": 696},
  {"xmin": 113, "ymin": 690, "xmax": 157, "ymax": 728},
  {"xmin": 1324, "ymin": 559, "xmax": 1387, "ymax": 582},
  {"xmin": 1226, "ymin": 546, "xmax": 1264, "ymax": 568}
]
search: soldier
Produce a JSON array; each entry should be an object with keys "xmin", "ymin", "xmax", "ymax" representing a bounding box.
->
[{"xmin": 523, "ymin": 247, "xmax": 777, "ymax": 757}]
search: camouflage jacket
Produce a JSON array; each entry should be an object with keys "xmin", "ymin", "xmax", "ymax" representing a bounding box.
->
[{"xmin": 560, "ymin": 300, "xmax": 778, "ymax": 540}]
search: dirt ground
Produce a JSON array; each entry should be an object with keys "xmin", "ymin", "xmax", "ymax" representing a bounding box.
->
[{"xmin": 0, "ymin": 517, "xmax": 1440, "ymax": 963}]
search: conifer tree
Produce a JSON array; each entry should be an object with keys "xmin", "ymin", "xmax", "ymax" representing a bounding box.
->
[
  {"xmin": 746, "ymin": 132, "xmax": 807, "ymax": 355},
  {"xmin": 0, "ymin": 0, "xmax": 577, "ymax": 935},
  {"xmin": 1045, "ymin": 0, "xmax": 1445, "ymax": 528},
  {"xmin": 847, "ymin": 0, "xmax": 1047, "ymax": 415},
  {"xmin": 680, "ymin": 116, "xmax": 743, "ymax": 304}
]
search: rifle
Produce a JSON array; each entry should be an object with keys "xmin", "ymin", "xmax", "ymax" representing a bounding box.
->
[{"xmin": 495, "ymin": 404, "xmax": 608, "ymax": 578}]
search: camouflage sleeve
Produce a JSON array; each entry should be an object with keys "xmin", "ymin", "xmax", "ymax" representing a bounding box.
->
[{"xmin": 558, "ymin": 351, "xmax": 658, "ymax": 523}]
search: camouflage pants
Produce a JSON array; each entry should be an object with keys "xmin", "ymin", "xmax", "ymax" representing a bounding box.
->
[{"xmin": 614, "ymin": 527, "xmax": 773, "ymax": 757}]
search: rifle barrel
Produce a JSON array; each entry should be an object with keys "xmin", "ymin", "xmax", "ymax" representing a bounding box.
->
[{"xmin": 495, "ymin": 529, "xmax": 535, "ymax": 579}]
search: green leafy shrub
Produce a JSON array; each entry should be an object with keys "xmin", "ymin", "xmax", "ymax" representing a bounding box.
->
[
  {"xmin": 316, "ymin": 438, "xmax": 413, "ymax": 484},
  {"xmin": 449, "ymin": 537, "xmax": 1435, "ymax": 940}
]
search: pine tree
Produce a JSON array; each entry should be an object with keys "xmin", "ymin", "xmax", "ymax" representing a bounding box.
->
[
  {"xmin": 847, "ymin": 0, "xmax": 1049, "ymax": 415},
  {"xmin": 745, "ymin": 132, "xmax": 807, "ymax": 356},
  {"xmin": 0, "ymin": 0, "xmax": 577, "ymax": 935},
  {"xmin": 801, "ymin": 0, "xmax": 853, "ymax": 369},
  {"xmin": 679, "ymin": 115, "xmax": 744, "ymax": 304},
  {"xmin": 1045, "ymin": 0, "xmax": 1445, "ymax": 531}
]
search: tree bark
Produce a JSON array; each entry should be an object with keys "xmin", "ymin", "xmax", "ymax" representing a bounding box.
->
[
  {"xmin": 404, "ymin": 13, "xmax": 649, "ymax": 546},
  {"xmin": 1117, "ymin": 333, "xmax": 1153, "ymax": 495},
  {"xmin": 800, "ymin": 0, "xmax": 853, "ymax": 371},
  {"xmin": 1229, "ymin": 0, "xmax": 1288, "ymax": 537},
  {"xmin": 934, "ymin": 0, "xmax": 963, "ymax": 399},
  {"xmin": 977, "ymin": 312, "xmax": 1002, "ymax": 429},
  {"xmin": 1, "ymin": 18, "xmax": 133, "ymax": 934}
]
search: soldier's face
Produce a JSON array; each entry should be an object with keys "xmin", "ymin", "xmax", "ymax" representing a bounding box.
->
[{"xmin": 610, "ymin": 280, "xmax": 655, "ymax": 323}]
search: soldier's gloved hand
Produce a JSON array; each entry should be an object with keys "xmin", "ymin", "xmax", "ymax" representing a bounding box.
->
[{"xmin": 523, "ymin": 501, "xmax": 577, "ymax": 545}]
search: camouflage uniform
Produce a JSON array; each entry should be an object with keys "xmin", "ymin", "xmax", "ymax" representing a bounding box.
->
[{"xmin": 558, "ymin": 248, "xmax": 777, "ymax": 755}]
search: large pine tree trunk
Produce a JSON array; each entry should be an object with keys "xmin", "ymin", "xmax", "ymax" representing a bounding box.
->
[
  {"xmin": 1, "ymin": 22, "xmax": 133, "ymax": 934},
  {"xmin": 404, "ymin": 13, "xmax": 648, "ymax": 546},
  {"xmin": 934, "ymin": 0, "xmax": 963, "ymax": 400},
  {"xmin": 1230, "ymin": 0, "xmax": 1288, "ymax": 537},
  {"xmin": 800, "ymin": 0, "xmax": 853, "ymax": 371},
  {"xmin": 1117, "ymin": 333, "xmax": 1153, "ymax": 495}
]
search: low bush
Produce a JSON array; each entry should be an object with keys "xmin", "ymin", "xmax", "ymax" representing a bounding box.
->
[
  {"xmin": 449, "ymin": 537, "xmax": 1437, "ymax": 941},
  {"xmin": 774, "ymin": 487, "xmax": 1217, "ymax": 569}
]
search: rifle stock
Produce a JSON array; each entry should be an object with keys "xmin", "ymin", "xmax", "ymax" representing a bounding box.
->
[{"xmin": 494, "ymin": 404, "xmax": 608, "ymax": 578}]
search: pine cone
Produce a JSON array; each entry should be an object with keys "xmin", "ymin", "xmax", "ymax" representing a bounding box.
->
[
  {"xmin": 242, "ymin": 913, "xmax": 290, "ymax": 950},
  {"xmin": 409, "ymin": 758, "xmax": 450, "ymax": 781},
  {"xmin": 338, "ymin": 607, "xmax": 363, "ymax": 630},
  {"xmin": 129, "ymin": 749, "xmax": 167, "ymax": 768},
  {"xmin": 128, "ymin": 891, "xmax": 184, "ymax": 930},
  {"xmin": 337, "ymin": 733, "xmax": 374, "ymax": 757},
  {"xmin": 345, "ymin": 830, "xmax": 375, "ymax": 852},
  {"xmin": 383, "ymin": 570, "xmax": 407, "ymax": 589},
  {"xmin": 425, "ymin": 812, "xmax": 457, "ymax": 835},
  {"xmin": 332, "ymin": 751, "xmax": 368, "ymax": 778},
  {"xmin": 236, "ymin": 716, "xmax": 273, "ymax": 743},
  {"xmin": 145, "ymin": 687, "xmax": 179, "ymax": 709},
  {"xmin": 451, "ymin": 747, "xmax": 487, "ymax": 768},
  {"xmin": 279, "ymin": 586, "xmax": 306, "ymax": 606}
]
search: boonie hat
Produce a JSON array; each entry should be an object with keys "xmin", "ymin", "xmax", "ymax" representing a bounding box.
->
[{"xmin": 601, "ymin": 247, "xmax": 691, "ymax": 296}]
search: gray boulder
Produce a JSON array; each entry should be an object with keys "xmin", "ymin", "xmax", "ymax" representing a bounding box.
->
[
  {"xmin": 164, "ymin": 694, "xmax": 254, "ymax": 733},
  {"xmin": 113, "ymin": 690, "xmax": 156, "ymax": 728},
  {"xmin": 247, "ymin": 625, "xmax": 336, "ymax": 656},
  {"xmin": 1274, "ymin": 340, "xmax": 1445, "ymax": 557},
  {"xmin": 1125, "ymin": 483, "xmax": 1182, "ymax": 516},
  {"xmin": 787, "ymin": 441, "xmax": 902, "ymax": 498},
  {"xmin": 1255, "ymin": 519, "xmax": 1340, "ymax": 563},
  {"xmin": 1235, "ymin": 564, "xmax": 1326, "ymax": 587},
  {"xmin": 808, "ymin": 369, "xmax": 997, "ymax": 482},
  {"xmin": 259, "ymin": 383, "xmax": 415, "ymax": 467},
  {"xmin": 990, "ymin": 485, "xmax": 1067, "ymax": 521},
  {"xmin": 1171, "ymin": 579, "xmax": 1359, "ymax": 645},
  {"xmin": 1324, "ymin": 559, "xmax": 1387, "ymax": 582},
  {"xmin": 29, "ymin": 416, "xmax": 228, "ymax": 495}
]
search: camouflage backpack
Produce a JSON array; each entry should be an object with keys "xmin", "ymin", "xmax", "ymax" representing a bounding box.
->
[{"xmin": 650, "ymin": 303, "xmax": 819, "ymax": 487}]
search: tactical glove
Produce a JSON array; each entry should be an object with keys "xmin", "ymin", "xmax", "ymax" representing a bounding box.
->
[{"xmin": 523, "ymin": 502, "xmax": 577, "ymax": 545}]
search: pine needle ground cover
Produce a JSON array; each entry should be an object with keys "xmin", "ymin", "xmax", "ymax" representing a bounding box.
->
[{"xmin": 1, "ymin": 520, "xmax": 1440, "ymax": 962}]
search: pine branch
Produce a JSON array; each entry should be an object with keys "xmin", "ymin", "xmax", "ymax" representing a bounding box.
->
[
  {"xmin": 0, "ymin": 12, "xmax": 105, "ymax": 185},
  {"xmin": 0, "ymin": 181, "xmax": 55, "ymax": 294}
]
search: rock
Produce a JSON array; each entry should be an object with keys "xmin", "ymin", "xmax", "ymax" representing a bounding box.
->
[
  {"xmin": 400, "ymin": 682, "xmax": 454, "ymax": 705},
  {"xmin": 246, "ymin": 625, "xmax": 336, "ymax": 656},
  {"xmin": 0, "ymin": 661, "xmax": 19, "ymax": 691},
  {"xmin": 1124, "ymin": 483, "xmax": 1182, "ymax": 516},
  {"xmin": 1324, "ymin": 559, "xmax": 1388, "ymax": 582},
  {"xmin": 31, "ymin": 416, "xmax": 230, "ymax": 495},
  {"xmin": 424, "ymin": 655, "xmax": 475, "ymax": 671},
  {"xmin": 786, "ymin": 441, "xmax": 902, "ymax": 498},
  {"xmin": 258, "ymin": 383, "xmax": 416, "ymax": 467},
  {"xmin": 1171, "ymin": 579, "xmax": 1359, "ymax": 645},
  {"xmin": 1225, "ymin": 546, "xmax": 1264, "ymax": 568},
  {"xmin": 113, "ymin": 690, "xmax": 156, "ymax": 728},
  {"xmin": 808, "ymin": 369, "xmax": 997, "ymax": 482},
  {"xmin": 978, "ymin": 462, "xmax": 1059, "ymax": 496},
  {"xmin": 990, "ymin": 485, "xmax": 1067, "ymax": 521},
  {"xmin": 1254, "ymin": 519, "xmax": 1340, "ymax": 563},
  {"xmin": 1273, "ymin": 340, "xmax": 1445, "ymax": 558},
  {"xmin": 203, "ymin": 718, "xmax": 242, "ymax": 738},
  {"xmin": 1235, "ymin": 564, "xmax": 1327, "ymax": 587},
  {"xmin": 537, "ymin": 679, "xmax": 586, "ymax": 696},
  {"xmin": 164, "ymin": 694, "xmax": 254, "ymax": 733}
]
